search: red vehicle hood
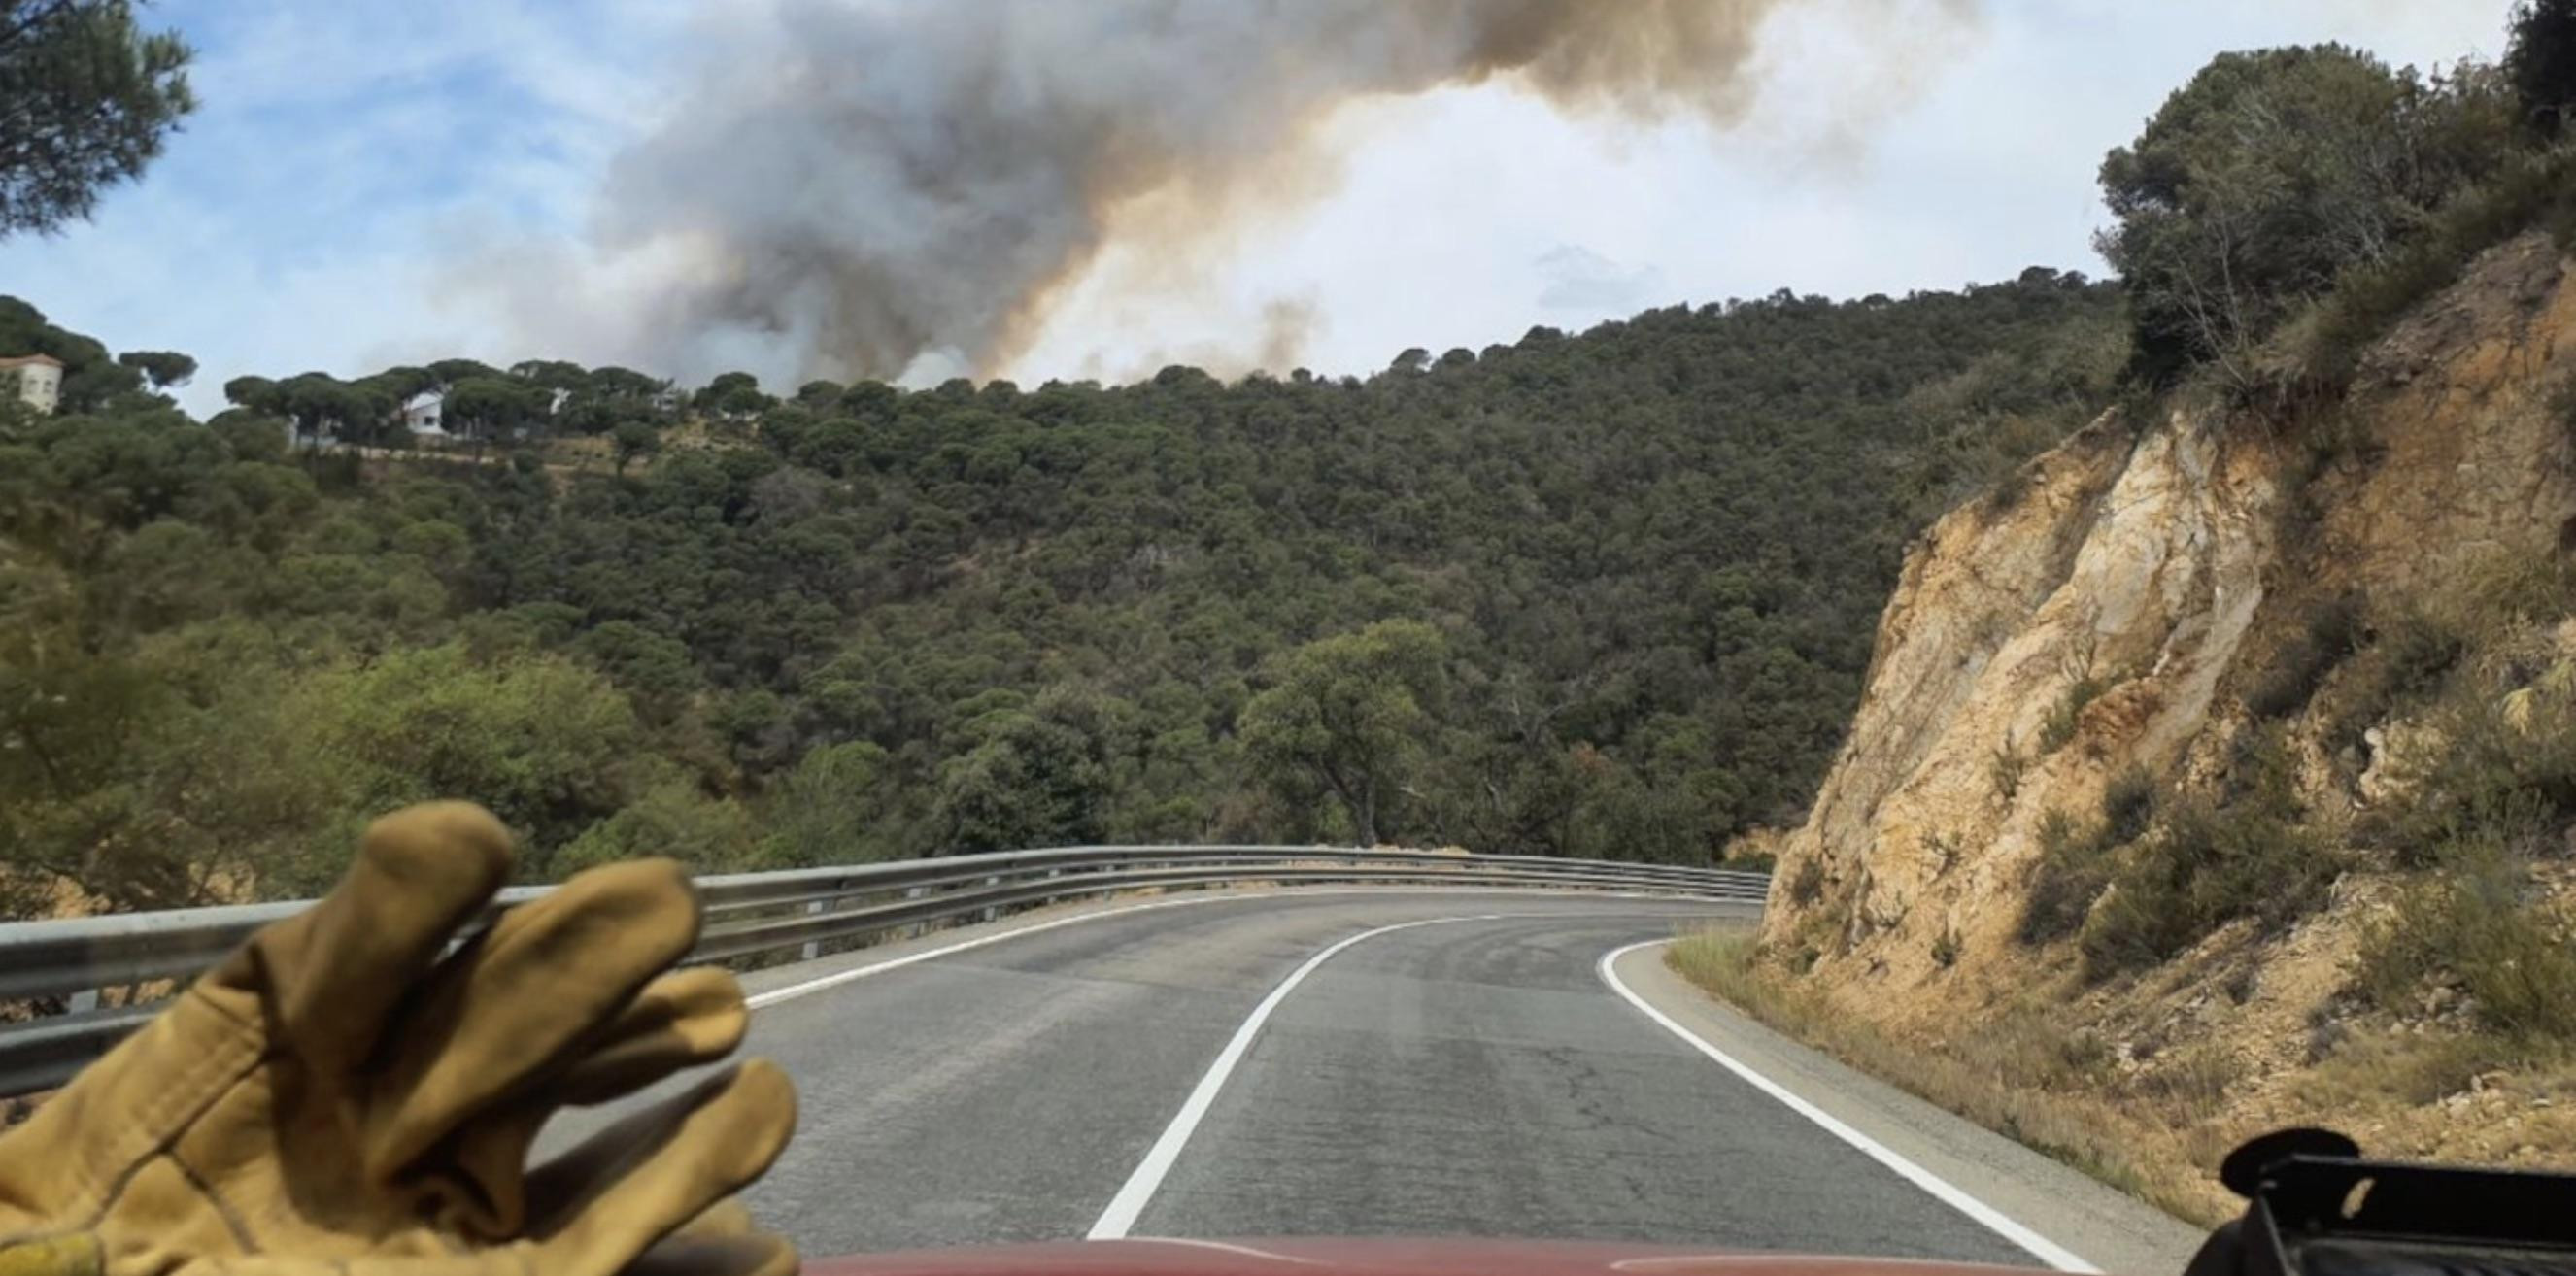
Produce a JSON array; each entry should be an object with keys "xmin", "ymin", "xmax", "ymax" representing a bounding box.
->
[{"xmin": 808, "ymin": 1238, "xmax": 2045, "ymax": 1276}]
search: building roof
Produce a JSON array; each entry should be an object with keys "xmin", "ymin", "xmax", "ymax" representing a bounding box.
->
[{"xmin": 0, "ymin": 354, "xmax": 65, "ymax": 369}]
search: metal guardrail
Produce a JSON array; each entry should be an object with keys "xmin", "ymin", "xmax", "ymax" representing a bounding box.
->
[{"xmin": 0, "ymin": 844, "xmax": 1767, "ymax": 1097}]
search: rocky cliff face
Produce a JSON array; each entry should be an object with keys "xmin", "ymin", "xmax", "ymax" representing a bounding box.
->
[
  {"xmin": 1769, "ymin": 413, "xmax": 2271, "ymax": 970},
  {"xmin": 1754, "ymin": 234, "xmax": 2576, "ymax": 1204}
]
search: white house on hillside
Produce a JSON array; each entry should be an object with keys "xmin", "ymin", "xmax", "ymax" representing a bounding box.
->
[
  {"xmin": 400, "ymin": 390, "xmax": 449, "ymax": 437},
  {"xmin": 0, "ymin": 354, "xmax": 64, "ymax": 414}
]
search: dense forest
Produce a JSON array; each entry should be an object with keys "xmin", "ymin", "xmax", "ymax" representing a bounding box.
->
[
  {"xmin": 13, "ymin": 1, "xmax": 2565, "ymax": 921},
  {"xmin": 0, "ymin": 276, "xmax": 2122, "ymax": 914}
]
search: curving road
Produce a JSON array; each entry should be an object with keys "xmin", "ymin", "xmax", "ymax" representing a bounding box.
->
[{"xmin": 545, "ymin": 890, "xmax": 2197, "ymax": 1272}]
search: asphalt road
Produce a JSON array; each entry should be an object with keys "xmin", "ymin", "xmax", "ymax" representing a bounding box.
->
[
  {"xmin": 1122, "ymin": 910, "xmax": 2028, "ymax": 1262},
  {"xmin": 541, "ymin": 889, "xmax": 2197, "ymax": 1270}
]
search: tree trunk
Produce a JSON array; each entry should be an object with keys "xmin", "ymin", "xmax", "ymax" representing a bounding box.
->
[{"xmin": 1350, "ymin": 789, "xmax": 1378, "ymax": 847}]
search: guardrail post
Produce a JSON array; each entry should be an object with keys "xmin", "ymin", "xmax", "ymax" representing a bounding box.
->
[{"xmin": 799, "ymin": 897, "xmax": 826, "ymax": 962}]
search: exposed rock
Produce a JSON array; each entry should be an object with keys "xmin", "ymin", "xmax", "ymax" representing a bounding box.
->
[
  {"xmin": 1769, "ymin": 235, "xmax": 2576, "ymax": 991},
  {"xmin": 1753, "ymin": 234, "xmax": 2576, "ymax": 1195}
]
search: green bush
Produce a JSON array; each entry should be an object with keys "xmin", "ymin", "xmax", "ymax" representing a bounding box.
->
[
  {"xmin": 2385, "ymin": 682, "xmax": 2576, "ymax": 867},
  {"xmin": 2020, "ymin": 808, "xmax": 2113, "ymax": 944},
  {"xmin": 1991, "ymin": 735, "xmax": 2029, "ymax": 803},
  {"xmin": 2448, "ymin": 547, "xmax": 2576, "ymax": 635},
  {"xmin": 2039, "ymin": 673, "xmax": 2107, "ymax": 755},
  {"xmin": 558, "ymin": 777, "xmax": 757, "ymax": 873},
  {"xmin": 2246, "ymin": 594, "xmax": 2362, "ymax": 720},
  {"xmin": 2358, "ymin": 859, "xmax": 2576, "ymax": 1043},
  {"xmin": 2296, "ymin": 143, "xmax": 2576, "ymax": 386},
  {"xmin": 1787, "ymin": 856, "xmax": 1826, "ymax": 907},
  {"xmin": 2101, "ymin": 765, "xmax": 2159, "ymax": 845},
  {"xmin": 2082, "ymin": 735, "xmax": 2345, "ymax": 978},
  {"xmin": 2324, "ymin": 607, "xmax": 2465, "ymax": 753}
]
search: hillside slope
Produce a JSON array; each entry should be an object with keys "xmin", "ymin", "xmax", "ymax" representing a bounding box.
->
[
  {"xmin": 1752, "ymin": 233, "xmax": 2576, "ymax": 1218},
  {"xmin": 0, "ymin": 277, "xmax": 2120, "ymax": 914}
]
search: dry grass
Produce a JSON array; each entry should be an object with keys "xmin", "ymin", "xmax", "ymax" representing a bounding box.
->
[
  {"xmin": 2308, "ymin": 1030, "xmax": 2502, "ymax": 1107},
  {"xmin": 1666, "ymin": 929, "xmax": 2239, "ymax": 1225}
]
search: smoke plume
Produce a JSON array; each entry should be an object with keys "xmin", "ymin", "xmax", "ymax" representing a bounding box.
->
[{"xmin": 499, "ymin": 0, "xmax": 1962, "ymax": 387}]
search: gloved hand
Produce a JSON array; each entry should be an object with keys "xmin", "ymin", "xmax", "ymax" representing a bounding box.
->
[{"xmin": 0, "ymin": 802, "xmax": 797, "ymax": 1276}]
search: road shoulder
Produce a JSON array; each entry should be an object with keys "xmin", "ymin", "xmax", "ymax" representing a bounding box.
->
[{"xmin": 1610, "ymin": 941, "xmax": 2205, "ymax": 1276}]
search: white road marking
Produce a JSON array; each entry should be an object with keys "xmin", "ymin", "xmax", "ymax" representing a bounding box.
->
[
  {"xmin": 745, "ymin": 888, "xmax": 1738, "ymax": 1010},
  {"xmin": 1085, "ymin": 913, "xmax": 1522, "ymax": 1240},
  {"xmin": 1596, "ymin": 940, "xmax": 2101, "ymax": 1274}
]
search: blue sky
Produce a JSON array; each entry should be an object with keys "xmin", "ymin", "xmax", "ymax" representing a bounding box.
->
[{"xmin": 0, "ymin": 1, "xmax": 2512, "ymax": 416}]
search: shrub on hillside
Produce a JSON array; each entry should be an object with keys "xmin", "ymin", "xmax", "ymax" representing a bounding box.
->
[
  {"xmin": 2039, "ymin": 642, "xmax": 2109, "ymax": 755},
  {"xmin": 2020, "ymin": 808, "xmax": 2114, "ymax": 944},
  {"xmin": 2358, "ymin": 858, "xmax": 2576, "ymax": 1043},
  {"xmin": 2323, "ymin": 607, "xmax": 2466, "ymax": 754},
  {"xmin": 2246, "ymin": 594, "xmax": 2362, "ymax": 720},
  {"xmin": 2101, "ymin": 765, "xmax": 2160, "ymax": 845},
  {"xmin": 1787, "ymin": 855, "xmax": 1826, "ymax": 907},
  {"xmin": 2082, "ymin": 734, "xmax": 2344, "ymax": 978},
  {"xmin": 2384, "ymin": 680, "xmax": 2576, "ymax": 868},
  {"xmin": 1990, "ymin": 735, "xmax": 2029, "ymax": 803},
  {"xmin": 2290, "ymin": 143, "xmax": 2576, "ymax": 386}
]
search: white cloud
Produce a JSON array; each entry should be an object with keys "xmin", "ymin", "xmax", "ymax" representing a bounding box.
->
[{"xmin": 1535, "ymin": 246, "xmax": 1665, "ymax": 315}]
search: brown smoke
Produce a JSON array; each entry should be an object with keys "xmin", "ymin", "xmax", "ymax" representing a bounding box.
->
[{"xmin": 521, "ymin": 0, "xmax": 1972, "ymax": 387}]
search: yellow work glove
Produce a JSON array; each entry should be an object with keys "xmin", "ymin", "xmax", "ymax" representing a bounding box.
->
[{"xmin": 0, "ymin": 802, "xmax": 798, "ymax": 1276}]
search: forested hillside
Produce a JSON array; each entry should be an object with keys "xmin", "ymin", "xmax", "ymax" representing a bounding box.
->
[{"xmin": 0, "ymin": 275, "xmax": 2121, "ymax": 916}]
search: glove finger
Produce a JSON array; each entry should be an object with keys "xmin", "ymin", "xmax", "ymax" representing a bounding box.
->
[
  {"xmin": 215, "ymin": 803, "xmax": 512, "ymax": 1078},
  {"xmin": 369, "ymin": 857, "xmax": 704, "ymax": 1181},
  {"xmin": 435, "ymin": 968, "xmax": 752, "ymax": 1238},
  {"xmin": 673, "ymin": 1197, "xmax": 757, "ymax": 1238},
  {"xmin": 525, "ymin": 1061, "xmax": 797, "ymax": 1276},
  {"xmin": 557, "ymin": 967, "xmax": 751, "ymax": 1106},
  {"xmin": 627, "ymin": 1199, "xmax": 797, "ymax": 1276}
]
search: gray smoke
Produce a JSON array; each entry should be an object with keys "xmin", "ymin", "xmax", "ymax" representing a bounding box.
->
[{"xmin": 518, "ymin": 0, "xmax": 1958, "ymax": 387}]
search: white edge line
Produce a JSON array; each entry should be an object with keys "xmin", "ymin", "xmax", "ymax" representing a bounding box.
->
[
  {"xmin": 1085, "ymin": 913, "xmax": 1518, "ymax": 1240},
  {"xmin": 745, "ymin": 888, "xmax": 1748, "ymax": 1010},
  {"xmin": 1597, "ymin": 940, "xmax": 2102, "ymax": 1274}
]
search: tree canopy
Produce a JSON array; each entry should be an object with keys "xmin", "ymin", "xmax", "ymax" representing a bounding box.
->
[
  {"xmin": 0, "ymin": 267, "xmax": 2128, "ymax": 916},
  {"xmin": 0, "ymin": 0, "xmax": 195, "ymax": 237},
  {"xmin": 2509, "ymin": 0, "xmax": 2576, "ymax": 136},
  {"xmin": 1241, "ymin": 621, "xmax": 1447, "ymax": 846},
  {"xmin": 2096, "ymin": 44, "xmax": 2516, "ymax": 384}
]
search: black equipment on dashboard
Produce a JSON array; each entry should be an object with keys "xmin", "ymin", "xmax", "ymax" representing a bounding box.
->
[{"xmin": 2185, "ymin": 1127, "xmax": 2576, "ymax": 1276}]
